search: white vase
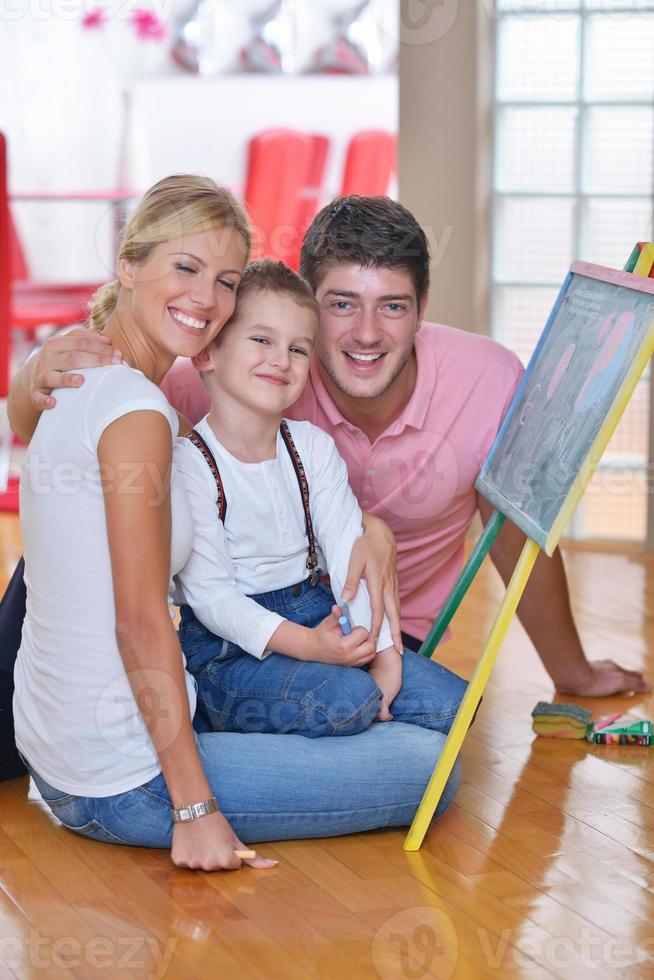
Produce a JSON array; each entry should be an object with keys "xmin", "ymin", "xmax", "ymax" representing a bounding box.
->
[{"xmin": 116, "ymin": 89, "xmax": 151, "ymax": 192}]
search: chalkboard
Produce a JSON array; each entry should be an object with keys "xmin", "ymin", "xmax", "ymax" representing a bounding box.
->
[{"xmin": 476, "ymin": 261, "xmax": 654, "ymax": 554}]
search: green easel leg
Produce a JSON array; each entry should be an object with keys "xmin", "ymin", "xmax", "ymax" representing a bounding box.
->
[
  {"xmin": 623, "ymin": 243, "xmax": 641, "ymax": 273},
  {"xmin": 419, "ymin": 510, "xmax": 506, "ymax": 659}
]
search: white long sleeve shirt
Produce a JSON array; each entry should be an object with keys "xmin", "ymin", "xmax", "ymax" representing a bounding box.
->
[{"xmin": 172, "ymin": 416, "xmax": 393, "ymax": 659}]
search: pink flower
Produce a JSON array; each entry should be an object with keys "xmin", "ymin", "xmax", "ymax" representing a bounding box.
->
[
  {"xmin": 131, "ymin": 8, "xmax": 166, "ymax": 41},
  {"xmin": 81, "ymin": 7, "xmax": 107, "ymax": 29}
]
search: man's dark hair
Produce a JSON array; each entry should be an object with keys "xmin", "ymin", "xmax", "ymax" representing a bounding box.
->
[{"xmin": 300, "ymin": 196, "xmax": 430, "ymax": 303}]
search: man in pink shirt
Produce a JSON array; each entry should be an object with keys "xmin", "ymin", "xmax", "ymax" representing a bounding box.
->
[{"xmin": 161, "ymin": 196, "xmax": 647, "ymax": 697}]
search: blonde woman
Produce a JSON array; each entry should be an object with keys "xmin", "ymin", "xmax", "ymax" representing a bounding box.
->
[{"xmin": 9, "ymin": 175, "xmax": 460, "ymax": 870}]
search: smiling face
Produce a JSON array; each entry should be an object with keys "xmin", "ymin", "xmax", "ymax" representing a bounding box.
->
[
  {"xmin": 199, "ymin": 289, "xmax": 317, "ymax": 418},
  {"xmin": 314, "ymin": 263, "xmax": 427, "ymax": 402},
  {"xmin": 117, "ymin": 225, "xmax": 247, "ymax": 362}
]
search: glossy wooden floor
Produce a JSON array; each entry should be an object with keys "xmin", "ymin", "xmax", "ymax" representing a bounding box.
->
[{"xmin": 1, "ymin": 514, "xmax": 653, "ymax": 980}]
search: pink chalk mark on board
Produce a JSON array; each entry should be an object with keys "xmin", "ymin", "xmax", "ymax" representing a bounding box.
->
[
  {"xmin": 592, "ymin": 311, "xmax": 615, "ymax": 349},
  {"xmin": 547, "ymin": 344, "xmax": 576, "ymax": 400},
  {"xmin": 574, "ymin": 311, "xmax": 635, "ymax": 412}
]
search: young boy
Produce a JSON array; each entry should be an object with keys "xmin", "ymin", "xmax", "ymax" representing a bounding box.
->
[{"xmin": 172, "ymin": 259, "xmax": 468, "ymax": 738}]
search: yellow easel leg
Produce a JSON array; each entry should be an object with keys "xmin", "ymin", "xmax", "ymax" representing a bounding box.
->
[
  {"xmin": 403, "ymin": 537, "xmax": 541, "ymax": 852},
  {"xmin": 634, "ymin": 243, "xmax": 654, "ymax": 277}
]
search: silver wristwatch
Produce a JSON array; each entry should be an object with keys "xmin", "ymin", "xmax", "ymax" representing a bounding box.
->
[{"xmin": 171, "ymin": 797, "xmax": 218, "ymax": 823}]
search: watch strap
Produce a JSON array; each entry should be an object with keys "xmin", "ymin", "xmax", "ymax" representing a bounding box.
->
[{"xmin": 171, "ymin": 797, "xmax": 218, "ymax": 823}]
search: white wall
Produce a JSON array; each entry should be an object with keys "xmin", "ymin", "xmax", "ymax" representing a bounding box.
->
[
  {"xmin": 0, "ymin": 0, "xmax": 398, "ymax": 281},
  {"xmin": 133, "ymin": 74, "xmax": 397, "ymax": 197}
]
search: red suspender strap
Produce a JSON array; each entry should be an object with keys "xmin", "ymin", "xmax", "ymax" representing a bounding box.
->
[
  {"xmin": 280, "ymin": 420, "xmax": 322, "ymax": 586},
  {"xmin": 185, "ymin": 429, "xmax": 227, "ymax": 523}
]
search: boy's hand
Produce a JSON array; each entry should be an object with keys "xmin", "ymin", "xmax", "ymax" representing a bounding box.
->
[
  {"xmin": 29, "ymin": 327, "xmax": 122, "ymax": 410},
  {"xmin": 308, "ymin": 605, "xmax": 377, "ymax": 667},
  {"xmin": 368, "ymin": 647, "xmax": 403, "ymax": 721}
]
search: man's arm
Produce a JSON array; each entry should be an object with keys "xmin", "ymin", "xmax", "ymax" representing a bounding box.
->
[
  {"xmin": 8, "ymin": 327, "xmax": 119, "ymax": 442},
  {"xmin": 346, "ymin": 511, "xmax": 402, "ymax": 652},
  {"xmin": 478, "ymin": 494, "xmax": 649, "ymax": 697},
  {"xmin": 307, "ymin": 430, "xmax": 400, "ymax": 653}
]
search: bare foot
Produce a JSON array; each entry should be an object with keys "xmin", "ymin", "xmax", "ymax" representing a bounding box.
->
[{"xmin": 555, "ymin": 660, "xmax": 651, "ymax": 698}]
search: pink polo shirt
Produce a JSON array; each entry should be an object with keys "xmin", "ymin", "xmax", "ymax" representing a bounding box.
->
[{"xmin": 161, "ymin": 323, "xmax": 523, "ymax": 641}]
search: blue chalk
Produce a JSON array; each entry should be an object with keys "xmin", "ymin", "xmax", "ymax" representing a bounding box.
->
[
  {"xmin": 338, "ymin": 615, "xmax": 351, "ymax": 636},
  {"xmin": 338, "ymin": 601, "xmax": 352, "ymax": 635}
]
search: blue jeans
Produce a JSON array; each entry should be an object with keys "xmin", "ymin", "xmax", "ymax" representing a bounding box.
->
[
  {"xmin": 179, "ymin": 579, "xmax": 468, "ymax": 738},
  {"xmin": 22, "ymin": 723, "xmax": 461, "ymax": 846}
]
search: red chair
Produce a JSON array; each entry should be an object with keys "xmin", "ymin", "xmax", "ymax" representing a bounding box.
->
[
  {"xmin": 9, "ymin": 209, "xmax": 28, "ymax": 282},
  {"xmin": 340, "ymin": 130, "xmax": 397, "ymax": 197},
  {"xmin": 0, "ymin": 133, "xmax": 97, "ymax": 507},
  {"xmin": 244, "ymin": 129, "xmax": 330, "ymax": 270},
  {"xmin": 291, "ymin": 134, "xmax": 330, "ymax": 270}
]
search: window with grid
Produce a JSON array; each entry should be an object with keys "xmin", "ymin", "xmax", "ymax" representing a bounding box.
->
[{"xmin": 491, "ymin": 1, "xmax": 654, "ymax": 542}]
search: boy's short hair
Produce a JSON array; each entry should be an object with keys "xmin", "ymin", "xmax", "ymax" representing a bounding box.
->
[
  {"xmin": 229, "ymin": 258, "xmax": 319, "ymax": 325},
  {"xmin": 300, "ymin": 196, "xmax": 431, "ymax": 304}
]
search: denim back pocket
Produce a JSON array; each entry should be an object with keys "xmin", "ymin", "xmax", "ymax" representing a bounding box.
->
[{"xmin": 178, "ymin": 605, "xmax": 224, "ymax": 674}]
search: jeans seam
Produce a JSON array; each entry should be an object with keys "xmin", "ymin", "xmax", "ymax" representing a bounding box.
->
[
  {"xmin": 89, "ymin": 820, "xmax": 133, "ymax": 846},
  {"xmin": 202, "ymin": 677, "xmax": 380, "ymax": 734},
  {"xmin": 309, "ymin": 686, "xmax": 381, "ymax": 731},
  {"xmin": 258, "ymin": 592, "xmax": 324, "ymax": 616},
  {"xmin": 337, "ymin": 689, "xmax": 381, "ymax": 731},
  {"xmin": 205, "ymin": 683, "xmax": 322, "ymax": 702},
  {"xmin": 407, "ymin": 712, "xmax": 459, "ymax": 725},
  {"xmin": 43, "ymin": 794, "xmax": 77, "ymax": 809},
  {"xmin": 224, "ymin": 801, "xmax": 428, "ymax": 820},
  {"xmin": 136, "ymin": 785, "xmax": 172, "ymax": 808},
  {"xmin": 58, "ymin": 818, "xmax": 99, "ymax": 834},
  {"xmin": 202, "ymin": 666, "xmax": 328, "ymax": 704},
  {"xmin": 291, "ymin": 669, "xmax": 328, "ymax": 703},
  {"xmin": 405, "ymin": 708, "xmax": 460, "ymax": 722}
]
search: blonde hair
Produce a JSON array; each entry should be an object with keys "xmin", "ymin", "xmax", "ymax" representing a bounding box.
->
[{"xmin": 89, "ymin": 175, "xmax": 252, "ymax": 331}]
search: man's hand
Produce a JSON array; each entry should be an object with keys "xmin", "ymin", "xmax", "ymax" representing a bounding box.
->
[
  {"xmin": 555, "ymin": 659, "xmax": 650, "ymax": 698},
  {"xmin": 306, "ymin": 606, "xmax": 377, "ymax": 667},
  {"xmin": 343, "ymin": 513, "xmax": 402, "ymax": 653},
  {"xmin": 9, "ymin": 326, "xmax": 124, "ymax": 442},
  {"xmin": 368, "ymin": 647, "xmax": 403, "ymax": 721},
  {"xmin": 28, "ymin": 327, "xmax": 122, "ymax": 411}
]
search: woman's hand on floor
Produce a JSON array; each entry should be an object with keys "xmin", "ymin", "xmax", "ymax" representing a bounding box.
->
[{"xmin": 171, "ymin": 809, "xmax": 278, "ymax": 872}]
